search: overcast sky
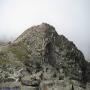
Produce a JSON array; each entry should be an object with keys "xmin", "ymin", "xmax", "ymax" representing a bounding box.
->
[{"xmin": 0, "ymin": 0, "xmax": 90, "ymax": 61}]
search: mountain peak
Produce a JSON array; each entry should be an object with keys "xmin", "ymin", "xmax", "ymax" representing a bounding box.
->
[
  {"xmin": 0, "ymin": 23, "xmax": 90, "ymax": 90},
  {"xmin": 14, "ymin": 23, "xmax": 57, "ymax": 43}
]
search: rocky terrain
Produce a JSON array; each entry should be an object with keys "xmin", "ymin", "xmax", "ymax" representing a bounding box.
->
[{"xmin": 0, "ymin": 23, "xmax": 90, "ymax": 90}]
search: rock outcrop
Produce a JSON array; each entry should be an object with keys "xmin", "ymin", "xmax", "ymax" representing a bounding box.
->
[{"xmin": 0, "ymin": 23, "xmax": 90, "ymax": 90}]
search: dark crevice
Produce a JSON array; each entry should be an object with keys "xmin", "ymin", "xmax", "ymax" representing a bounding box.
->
[{"xmin": 44, "ymin": 42, "xmax": 56, "ymax": 66}]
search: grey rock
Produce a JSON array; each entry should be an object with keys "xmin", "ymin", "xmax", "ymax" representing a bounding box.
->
[{"xmin": 21, "ymin": 79, "xmax": 40, "ymax": 87}]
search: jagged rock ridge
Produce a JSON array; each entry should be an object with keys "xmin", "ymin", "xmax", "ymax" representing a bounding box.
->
[{"xmin": 0, "ymin": 23, "xmax": 90, "ymax": 90}]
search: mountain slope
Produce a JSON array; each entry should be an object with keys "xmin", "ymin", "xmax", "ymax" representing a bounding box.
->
[{"xmin": 0, "ymin": 23, "xmax": 90, "ymax": 90}]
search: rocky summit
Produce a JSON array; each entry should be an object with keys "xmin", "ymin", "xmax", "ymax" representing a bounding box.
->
[{"xmin": 0, "ymin": 23, "xmax": 90, "ymax": 90}]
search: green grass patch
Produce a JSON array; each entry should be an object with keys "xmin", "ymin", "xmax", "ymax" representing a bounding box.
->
[{"xmin": 8, "ymin": 41, "xmax": 29, "ymax": 61}]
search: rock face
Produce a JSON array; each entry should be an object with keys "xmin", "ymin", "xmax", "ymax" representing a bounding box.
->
[{"xmin": 0, "ymin": 23, "xmax": 90, "ymax": 90}]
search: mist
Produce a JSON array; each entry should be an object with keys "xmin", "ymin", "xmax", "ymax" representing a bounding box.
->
[{"xmin": 0, "ymin": 0, "xmax": 90, "ymax": 61}]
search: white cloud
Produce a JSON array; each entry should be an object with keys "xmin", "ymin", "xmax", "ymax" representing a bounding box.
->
[{"xmin": 0, "ymin": 0, "xmax": 90, "ymax": 61}]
